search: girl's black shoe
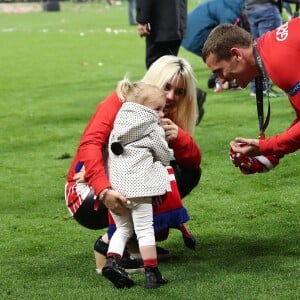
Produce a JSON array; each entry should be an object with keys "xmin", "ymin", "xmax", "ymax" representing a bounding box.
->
[
  {"xmin": 102, "ymin": 256, "xmax": 135, "ymax": 289},
  {"xmin": 145, "ymin": 267, "xmax": 168, "ymax": 289}
]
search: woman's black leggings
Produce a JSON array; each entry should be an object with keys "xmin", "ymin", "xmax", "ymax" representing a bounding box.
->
[{"xmin": 73, "ymin": 164, "xmax": 201, "ymax": 230}]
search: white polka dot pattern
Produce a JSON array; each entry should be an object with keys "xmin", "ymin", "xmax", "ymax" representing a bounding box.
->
[{"xmin": 108, "ymin": 102, "xmax": 174, "ymax": 198}]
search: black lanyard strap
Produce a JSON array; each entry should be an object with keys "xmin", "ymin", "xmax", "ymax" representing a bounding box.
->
[{"xmin": 253, "ymin": 43, "xmax": 271, "ymax": 139}]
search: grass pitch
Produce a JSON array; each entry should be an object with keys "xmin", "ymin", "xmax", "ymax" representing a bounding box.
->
[{"xmin": 0, "ymin": 1, "xmax": 299, "ymax": 299}]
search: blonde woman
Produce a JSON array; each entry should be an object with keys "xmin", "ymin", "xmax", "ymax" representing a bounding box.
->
[{"xmin": 64, "ymin": 55, "xmax": 202, "ymax": 275}]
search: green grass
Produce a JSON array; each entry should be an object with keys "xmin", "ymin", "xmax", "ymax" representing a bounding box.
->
[{"xmin": 0, "ymin": 1, "xmax": 299, "ymax": 299}]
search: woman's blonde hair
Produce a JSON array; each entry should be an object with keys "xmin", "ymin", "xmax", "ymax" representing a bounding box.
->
[{"xmin": 141, "ymin": 55, "xmax": 198, "ymax": 135}]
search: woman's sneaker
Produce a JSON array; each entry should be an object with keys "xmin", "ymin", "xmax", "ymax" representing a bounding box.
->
[{"xmin": 121, "ymin": 251, "xmax": 144, "ymax": 273}]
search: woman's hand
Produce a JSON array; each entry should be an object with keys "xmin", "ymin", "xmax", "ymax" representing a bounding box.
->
[
  {"xmin": 73, "ymin": 168, "xmax": 86, "ymax": 182},
  {"xmin": 102, "ymin": 189, "xmax": 129, "ymax": 216},
  {"xmin": 73, "ymin": 167, "xmax": 128, "ymax": 215},
  {"xmin": 161, "ymin": 118, "xmax": 179, "ymax": 142},
  {"xmin": 230, "ymin": 137, "xmax": 261, "ymax": 157}
]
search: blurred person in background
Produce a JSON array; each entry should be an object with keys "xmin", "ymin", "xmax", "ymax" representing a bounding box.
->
[
  {"xmin": 128, "ymin": 0, "xmax": 137, "ymax": 25},
  {"xmin": 245, "ymin": 0, "xmax": 283, "ymax": 97},
  {"xmin": 136, "ymin": 0, "xmax": 187, "ymax": 69},
  {"xmin": 136, "ymin": 0, "xmax": 207, "ymax": 124},
  {"xmin": 181, "ymin": 0, "xmax": 247, "ymax": 92}
]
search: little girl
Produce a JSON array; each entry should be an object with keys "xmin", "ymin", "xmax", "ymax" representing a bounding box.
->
[{"xmin": 102, "ymin": 78, "xmax": 189, "ymax": 289}]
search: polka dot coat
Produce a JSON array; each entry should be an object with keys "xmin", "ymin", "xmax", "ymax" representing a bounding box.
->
[{"xmin": 108, "ymin": 102, "xmax": 175, "ymax": 198}]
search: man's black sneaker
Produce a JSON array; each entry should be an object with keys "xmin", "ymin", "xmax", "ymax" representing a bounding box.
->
[
  {"xmin": 265, "ymin": 88, "xmax": 284, "ymax": 98},
  {"xmin": 207, "ymin": 73, "xmax": 217, "ymax": 89},
  {"xmin": 196, "ymin": 88, "xmax": 207, "ymax": 125},
  {"xmin": 102, "ymin": 256, "xmax": 135, "ymax": 289}
]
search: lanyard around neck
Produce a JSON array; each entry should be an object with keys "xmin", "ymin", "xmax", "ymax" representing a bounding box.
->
[{"xmin": 252, "ymin": 42, "xmax": 271, "ymax": 139}]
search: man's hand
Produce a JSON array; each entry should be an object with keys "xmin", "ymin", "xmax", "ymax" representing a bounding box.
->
[
  {"xmin": 229, "ymin": 148, "xmax": 280, "ymax": 175},
  {"xmin": 230, "ymin": 137, "xmax": 261, "ymax": 157},
  {"xmin": 137, "ymin": 23, "xmax": 150, "ymax": 37}
]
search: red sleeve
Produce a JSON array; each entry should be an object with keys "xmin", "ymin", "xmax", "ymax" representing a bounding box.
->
[
  {"xmin": 259, "ymin": 118, "xmax": 300, "ymax": 156},
  {"xmin": 67, "ymin": 92, "xmax": 122, "ymax": 195},
  {"xmin": 169, "ymin": 127, "xmax": 202, "ymax": 168},
  {"xmin": 257, "ymin": 18, "xmax": 300, "ymax": 156}
]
